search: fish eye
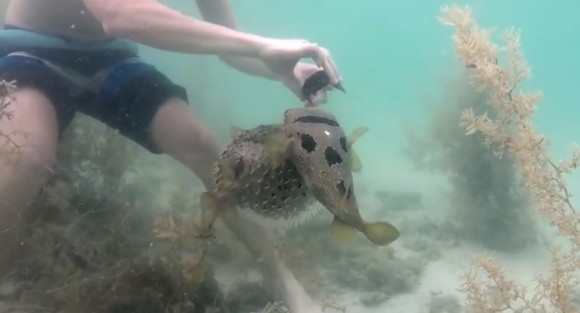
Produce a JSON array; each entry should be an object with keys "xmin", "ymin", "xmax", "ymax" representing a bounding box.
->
[{"xmin": 339, "ymin": 137, "xmax": 348, "ymax": 152}]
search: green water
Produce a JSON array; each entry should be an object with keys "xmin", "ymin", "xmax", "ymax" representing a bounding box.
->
[
  {"xmin": 142, "ymin": 0, "xmax": 579, "ymax": 196},
  {"xmin": 1, "ymin": 1, "xmax": 579, "ymax": 312}
]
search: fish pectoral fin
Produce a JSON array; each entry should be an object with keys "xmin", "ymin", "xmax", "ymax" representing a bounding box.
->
[
  {"xmin": 331, "ymin": 216, "xmax": 357, "ymax": 244},
  {"xmin": 264, "ymin": 133, "xmax": 294, "ymax": 168},
  {"xmin": 348, "ymin": 149, "xmax": 363, "ymax": 173},
  {"xmin": 229, "ymin": 126, "xmax": 246, "ymax": 139},
  {"xmin": 347, "ymin": 126, "xmax": 369, "ymax": 149},
  {"xmin": 363, "ymin": 221, "xmax": 400, "ymax": 246},
  {"xmin": 347, "ymin": 127, "xmax": 368, "ymax": 173}
]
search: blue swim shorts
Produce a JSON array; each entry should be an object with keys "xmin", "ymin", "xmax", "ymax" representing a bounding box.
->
[{"xmin": 0, "ymin": 25, "xmax": 189, "ymax": 154}]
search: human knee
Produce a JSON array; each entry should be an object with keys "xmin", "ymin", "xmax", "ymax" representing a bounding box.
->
[
  {"xmin": 187, "ymin": 126, "xmax": 221, "ymax": 158},
  {"xmin": 151, "ymin": 99, "xmax": 222, "ymax": 159},
  {"xmin": 166, "ymin": 126, "xmax": 221, "ymax": 172}
]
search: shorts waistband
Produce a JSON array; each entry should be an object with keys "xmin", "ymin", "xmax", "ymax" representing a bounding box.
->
[{"xmin": 0, "ymin": 25, "xmax": 138, "ymax": 53}]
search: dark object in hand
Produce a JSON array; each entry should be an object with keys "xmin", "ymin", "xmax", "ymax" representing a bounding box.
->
[
  {"xmin": 302, "ymin": 70, "xmax": 329, "ymax": 101},
  {"xmin": 301, "ymin": 70, "xmax": 345, "ymax": 104}
]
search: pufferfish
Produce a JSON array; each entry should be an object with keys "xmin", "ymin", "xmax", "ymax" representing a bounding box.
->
[{"xmin": 199, "ymin": 108, "xmax": 400, "ymax": 246}]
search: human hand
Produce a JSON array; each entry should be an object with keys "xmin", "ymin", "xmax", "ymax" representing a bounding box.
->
[
  {"xmin": 257, "ymin": 39, "xmax": 344, "ymax": 106},
  {"xmin": 292, "ymin": 62, "xmax": 337, "ymax": 106}
]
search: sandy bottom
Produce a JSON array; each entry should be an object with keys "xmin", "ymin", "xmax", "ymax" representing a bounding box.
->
[
  {"xmin": 335, "ymin": 243, "xmax": 549, "ymax": 313},
  {"xmin": 0, "ymin": 231, "xmax": 551, "ymax": 313},
  {"xmin": 204, "ymin": 179, "xmax": 558, "ymax": 313},
  {"xmin": 0, "ymin": 158, "xmax": 563, "ymax": 313},
  {"xmin": 211, "ymin": 213, "xmax": 552, "ymax": 313}
]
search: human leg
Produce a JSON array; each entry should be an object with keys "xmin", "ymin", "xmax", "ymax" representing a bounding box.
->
[
  {"xmin": 152, "ymin": 101, "xmax": 321, "ymax": 312},
  {"xmin": 0, "ymin": 53, "xmax": 77, "ymax": 232},
  {"xmin": 201, "ymin": 195, "xmax": 322, "ymax": 313},
  {"xmin": 0, "ymin": 87, "xmax": 61, "ymax": 273},
  {"xmin": 0, "ymin": 53, "xmax": 77, "ymax": 273},
  {"xmin": 149, "ymin": 98, "xmax": 221, "ymax": 190},
  {"xmin": 0, "ymin": 88, "xmax": 60, "ymax": 232},
  {"xmin": 82, "ymin": 59, "xmax": 221, "ymax": 189},
  {"xmin": 147, "ymin": 94, "xmax": 321, "ymax": 313},
  {"xmin": 97, "ymin": 61, "xmax": 321, "ymax": 312}
]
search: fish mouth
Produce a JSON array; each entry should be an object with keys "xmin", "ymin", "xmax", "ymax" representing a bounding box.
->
[
  {"xmin": 332, "ymin": 209, "xmax": 365, "ymax": 232},
  {"xmin": 313, "ymin": 190, "xmax": 364, "ymax": 230}
]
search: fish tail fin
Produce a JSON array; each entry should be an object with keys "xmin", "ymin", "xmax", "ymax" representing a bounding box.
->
[{"xmin": 364, "ymin": 221, "xmax": 400, "ymax": 246}]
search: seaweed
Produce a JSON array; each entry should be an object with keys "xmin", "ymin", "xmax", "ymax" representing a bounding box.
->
[
  {"xmin": 403, "ymin": 53, "xmax": 536, "ymax": 252},
  {"xmin": 0, "ymin": 80, "xmax": 20, "ymax": 165},
  {"xmin": 0, "ymin": 114, "xmax": 228, "ymax": 313}
]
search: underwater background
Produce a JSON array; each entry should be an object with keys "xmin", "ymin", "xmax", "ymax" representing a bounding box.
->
[
  {"xmin": 143, "ymin": 0, "xmax": 580, "ymax": 311},
  {"xmin": 1, "ymin": 0, "xmax": 579, "ymax": 312},
  {"xmin": 144, "ymin": 0, "xmax": 580, "ymax": 193}
]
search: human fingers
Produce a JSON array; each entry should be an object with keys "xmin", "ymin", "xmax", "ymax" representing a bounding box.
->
[
  {"xmin": 325, "ymin": 53, "xmax": 345, "ymax": 93},
  {"xmin": 313, "ymin": 47, "xmax": 341, "ymax": 87}
]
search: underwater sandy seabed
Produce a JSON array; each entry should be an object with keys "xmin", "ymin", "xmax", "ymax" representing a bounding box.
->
[{"xmin": 0, "ymin": 112, "xmax": 574, "ymax": 313}]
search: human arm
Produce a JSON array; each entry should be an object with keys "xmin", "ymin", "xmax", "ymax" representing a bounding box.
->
[
  {"xmin": 83, "ymin": 0, "xmax": 343, "ymax": 104},
  {"xmin": 82, "ymin": 0, "xmax": 271, "ymax": 56},
  {"xmin": 195, "ymin": 0, "xmax": 343, "ymax": 104},
  {"xmin": 195, "ymin": 0, "xmax": 278, "ymax": 80}
]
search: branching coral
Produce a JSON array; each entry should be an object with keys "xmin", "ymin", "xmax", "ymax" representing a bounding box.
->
[{"xmin": 439, "ymin": 4, "xmax": 580, "ymax": 312}]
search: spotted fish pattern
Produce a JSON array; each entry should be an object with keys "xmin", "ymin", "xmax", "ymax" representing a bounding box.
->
[
  {"xmin": 208, "ymin": 108, "xmax": 400, "ymax": 247},
  {"xmin": 212, "ymin": 124, "xmax": 319, "ymax": 223}
]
